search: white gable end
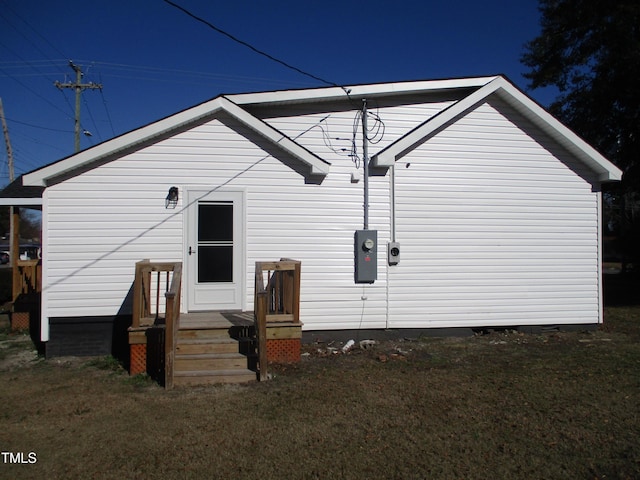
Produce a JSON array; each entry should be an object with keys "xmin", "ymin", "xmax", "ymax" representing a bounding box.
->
[{"xmin": 388, "ymin": 97, "xmax": 602, "ymax": 328}]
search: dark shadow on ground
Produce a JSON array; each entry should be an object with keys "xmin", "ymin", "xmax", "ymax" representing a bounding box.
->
[{"xmin": 603, "ymin": 272, "xmax": 640, "ymax": 306}]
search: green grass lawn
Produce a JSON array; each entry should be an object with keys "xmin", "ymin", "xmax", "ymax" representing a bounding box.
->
[{"xmin": 1, "ymin": 305, "xmax": 639, "ymax": 479}]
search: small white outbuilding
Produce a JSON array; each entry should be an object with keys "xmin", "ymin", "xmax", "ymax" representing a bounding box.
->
[{"xmin": 1, "ymin": 75, "xmax": 622, "ymax": 356}]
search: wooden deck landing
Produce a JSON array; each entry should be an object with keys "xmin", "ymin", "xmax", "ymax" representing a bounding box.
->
[{"xmin": 180, "ymin": 311, "xmax": 254, "ymax": 329}]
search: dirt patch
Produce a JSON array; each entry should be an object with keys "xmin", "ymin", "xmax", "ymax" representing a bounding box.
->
[{"xmin": 0, "ymin": 331, "xmax": 41, "ymax": 371}]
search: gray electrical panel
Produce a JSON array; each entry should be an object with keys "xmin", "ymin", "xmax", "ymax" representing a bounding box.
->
[{"xmin": 354, "ymin": 230, "xmax": 377, "ymax": 283}]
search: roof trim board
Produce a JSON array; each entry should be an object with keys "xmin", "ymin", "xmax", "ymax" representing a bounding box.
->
[
  {"xmin": 370, "ymin": 77, "xmax": 622, "ymax": 182},
  {"xmin": 226, "ymin": 76, "xmax": 498, "ymax": 106}
]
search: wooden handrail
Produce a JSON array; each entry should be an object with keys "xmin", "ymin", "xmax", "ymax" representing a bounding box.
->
[
  {"xmin": 132, "ymin": 260, "xmax": 182, "ymax": 328},
  {"xmin": 254, "ymin": 259, "xmax": 301, "ymax": 381},
  {"xmin": 131, "ymin": 260, "xmax": 182, "ymax": 389}
]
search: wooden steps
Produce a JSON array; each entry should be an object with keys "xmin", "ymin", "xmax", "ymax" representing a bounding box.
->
[
  {"xmin": 173, "ymin": 324, "xmax": 256, "ymax": 386},
  {"xmin": 176, "ymin": 338, "xmax": 240, "ymax": 355}
]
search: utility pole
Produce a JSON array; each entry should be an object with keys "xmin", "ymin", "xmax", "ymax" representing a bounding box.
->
[
  {"xmin": 0, "ymin": 98, "xmax": 20, "ymax": 299},
  {"xmin": 55, "ymin": 61, "xmax": 102, "ymax": 152},
  {"xmin": 0, "ymin": 98, "xmax": 14, "ymax": 182}
]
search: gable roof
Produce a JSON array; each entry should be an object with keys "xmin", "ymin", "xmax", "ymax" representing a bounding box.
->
[
  {"xmin": 371, "ymin": 76, "xmax": 622, "ymax": 182},
  {"xmin": 14, "ymin": 75, "xmax": 622, "ymax": 190},
  {"xmin": 22, "ymin": 96, "xmax": 331, "ymax": 187}
]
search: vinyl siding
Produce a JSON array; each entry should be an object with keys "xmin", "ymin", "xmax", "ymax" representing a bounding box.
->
[
  {"xmin": 42, "ymin": 110, "xmax": 394, "ymax": 329},
  {"xmin": 388, "ymin": 98, "xmax": 601, "ymax": 328},
  {"xmin": 41, "ymin": 93, "xmax": 604, "ymax": 332}
]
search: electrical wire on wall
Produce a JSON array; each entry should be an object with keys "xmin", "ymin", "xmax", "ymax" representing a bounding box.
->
[
  {"xmin": 315, "ymin": 116, "xmax": 356, "ymax": 159},
  {"xmin": 348, "ymin": 101, "xmax": 386, "ymax": 171}
]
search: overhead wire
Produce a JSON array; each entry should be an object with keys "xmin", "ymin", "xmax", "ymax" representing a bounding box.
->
[
  {"xmin": 98, "ymin": 73, "xmax": 116, "ymax": 137},
  {"xmin": 160, "ymin": 0, "xmax": 381, "ymax": 166},
  {"xmin": 162, "ymin": 0, "xmax": 348, "ymax": 93},
  {"xmin": 2, "ymin": 3, "xmax": 68, "ymax": 60},
  {"xmin": 2, "ymin": 3, "xmax": 109, "ymax": 151},
  {"xmin": 0, "ymin": 63, "xmax": 72, "ymax": 120},
  {"xmin": 75, "ymin": 60, "xmax": 314, "ymax": 87},
  {"xmin": 0, "ymin": 10, "xmax": 76, "ymax": 121},
  {"xmin": 82, "ymin": 95, "xmax": 102, "ymax": 142},
  {"xmin": 4, "ymin": 117, "xmax": 72, "ymax": 133},
  {"xmin": 4, "ymin": 0, "xmax": 385, "ymax": 175}
]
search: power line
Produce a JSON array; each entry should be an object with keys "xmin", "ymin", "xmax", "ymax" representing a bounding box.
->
[
  {"xmin": 4, "ymin": 117, "xmax": 72, "ymax": 133},
  {"xmin": 11, "ymin": 134, "xmax": 68, "ymax": 159},
  {"xmin": 1, "ymin": 5, "xmax": 103, "ymax": 145},
  {"xmin": 0, "ymin": 64, "xmax": 73, "ymax": 120},
  {"xmin": 162, "ymin": 0, "xmax": 343, "ymax": 90},
  {"xmin": 98, "ymin": 74, "xmax": 116, "ymax": 137},
  {"xmin": 77, "ymin": 60, "xmax": 315, "ymax": 86},
  {"xmin": 1, "ymin": 2, "xmax": 68, "ymax": 60},
  {"xmin": 82, "ymin": 94, "xmax": 101, "ymax": 142},
  {"xmin": 1, "ymin": 59, "xmax": 317, "ymax": 90}
]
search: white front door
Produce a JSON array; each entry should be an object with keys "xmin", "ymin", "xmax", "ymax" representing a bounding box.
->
[{"xmin": 186, "ymin": 189, "xmax": 244, "ymax": 311}]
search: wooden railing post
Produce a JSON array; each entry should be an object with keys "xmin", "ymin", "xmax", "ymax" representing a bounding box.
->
[
  {"xmin": 10, "ymin": 207, "xmax": 20, "ymax": 302},
  {"xmin": 256, "ymin": 291, "xmax": 268, "ymax": 381},
  {"xmin": 129, "ymin": 260, "xmax": 182, "ymax": 388},
  {"xmin": 132, "ymin": 260, "xmax": 147, "ymax": 329},
  {"xmin": 164, "ymin": 291, "xmax": 176, "ymax": 389},
  {"xmin": 164, "ymin": 264, "xmax": 181, "ymax": 389},
  {"xmin": 254, "ymin": 259, "xmax": 301, "ymax": 377},
  {"xmin": 292, "ymin": 260, "xmax": 301, "ymax": 323},
  {"xmin": 164, "ymin": 263, "xmax": 181, "ymax": 389}
]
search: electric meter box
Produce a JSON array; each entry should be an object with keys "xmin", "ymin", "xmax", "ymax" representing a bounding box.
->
[
  {"xmin": 354, "ymin": 229, "xmax": 377, "ymax": 284},
  {"xmin": 387, "ymin": 241, "xmax": 400, "ymax": 266}
]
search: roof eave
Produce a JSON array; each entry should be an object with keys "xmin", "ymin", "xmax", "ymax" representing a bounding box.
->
[{"xmin": 371, "ymin": 76, "xmax": 623, "ymax": 183}]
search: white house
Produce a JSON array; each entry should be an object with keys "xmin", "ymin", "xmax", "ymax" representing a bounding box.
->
[{"xmin": 1, "ymin": 75, "xmax": 622, "ymax": 357}]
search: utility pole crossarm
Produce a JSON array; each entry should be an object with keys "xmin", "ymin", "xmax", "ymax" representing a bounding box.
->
[{"xmin": 54, "ymin": 61, "xmax": 103, "ymax": 153}]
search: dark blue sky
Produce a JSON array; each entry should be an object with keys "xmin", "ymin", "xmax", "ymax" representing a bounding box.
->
[{"xmin": 0, "ymin": 0, "xmax": 553, "ymax": 186}]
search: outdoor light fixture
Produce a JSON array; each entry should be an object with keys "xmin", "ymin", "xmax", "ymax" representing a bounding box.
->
[{"xmin": 165, "ymin": 186, "xmax": 179, "ymax": 209}]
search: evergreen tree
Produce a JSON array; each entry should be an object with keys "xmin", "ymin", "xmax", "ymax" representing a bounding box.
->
[
  {"xmin": 522, "ymin": 0, "xmax": 640, "ymax": 259},
  {"xmin": 522, "ymin": 0, "xmax": 639, "ymax": 182}
]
